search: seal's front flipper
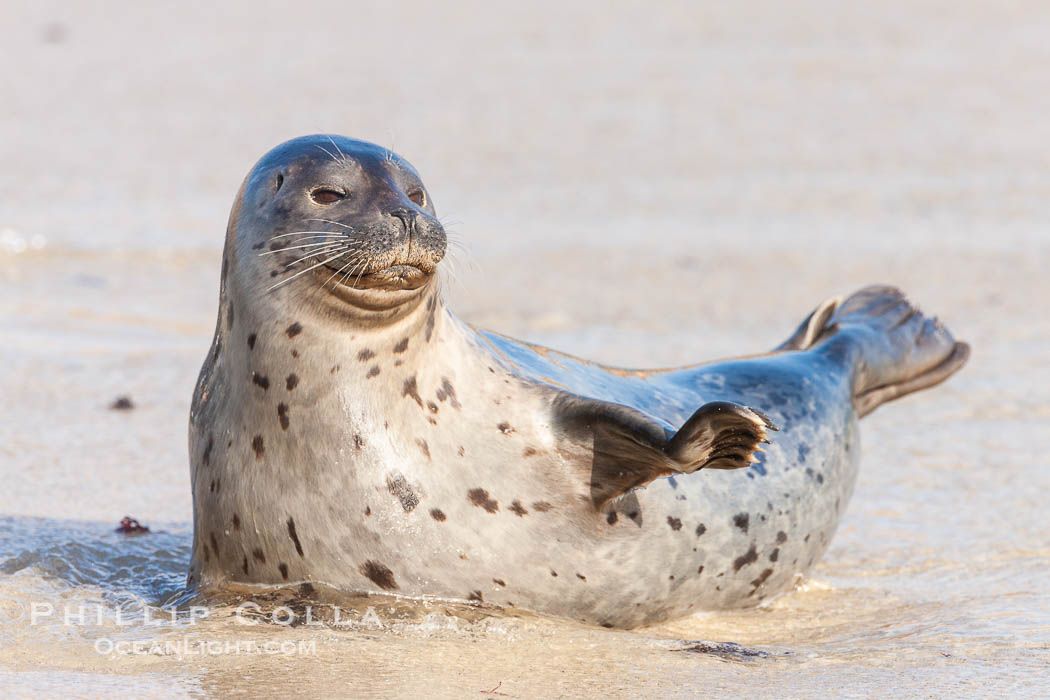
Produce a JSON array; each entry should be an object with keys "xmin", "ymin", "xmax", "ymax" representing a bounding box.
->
[
  {"xmin": 554, "ymin": 396, "xmax": 776, "ymax": 509},
  {"xmin": 665, "ymin": 401, "xmax": 777, "ymax": 471}
]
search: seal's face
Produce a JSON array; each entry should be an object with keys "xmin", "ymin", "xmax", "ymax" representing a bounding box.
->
[{"xmin": 233, "ymin": 135, "xmax": 446, "ymax": 308}]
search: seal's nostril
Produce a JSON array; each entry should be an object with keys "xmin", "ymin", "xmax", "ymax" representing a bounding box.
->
[{"xmin": 390, "ymin": 209, "xmax": 414, "ymax": 234}]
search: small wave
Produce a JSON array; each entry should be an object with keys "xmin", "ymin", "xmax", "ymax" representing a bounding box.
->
[{"xmin": 0, "ymin": 516, "xmax": 190, "ymax": 604}]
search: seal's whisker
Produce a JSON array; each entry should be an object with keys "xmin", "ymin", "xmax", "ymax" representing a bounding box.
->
[
  {"xmin": 327, "ymin": 136, "xmax": 350, "ymax": 166},
  {"xmin": 259, "ymin": 241, "xmax": 351, "ymax": 256},
  {"xmin": 269, "ymin": 230, "xmax": 351, "ymax": 240},
  {"xmin": 322, "ymin": 253, "xmax": 367, "ymax": 290},
  {"xmin": 280, "ymin": 244, "xmax": 347, "ymax": 269},
  {"xmin": 315, "ymin": 144, "xmax": 343, "ymax": 165},
  {"xmin": 304, "ymin": 218, "xmax": 356, "ymax": 231},
  {"xmin": 341, "ymin": 259, "xmax": 369, "ymax": 289},
  {"xmin": 267, "ymin": 249, "xmax": 354, "ymax": 292}
]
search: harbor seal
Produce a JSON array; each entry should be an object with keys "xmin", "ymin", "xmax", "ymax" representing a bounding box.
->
[{"xmin": 188, "ymin": 134, "xmax": 970, "ymax": 628}]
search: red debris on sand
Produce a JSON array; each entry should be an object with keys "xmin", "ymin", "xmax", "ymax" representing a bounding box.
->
[{"xmin": 116, "ymin": 516, "xmax": 150, "ymax": 534}]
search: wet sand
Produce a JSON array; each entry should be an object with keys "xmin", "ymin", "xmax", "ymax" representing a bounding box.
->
[{"xmin": 2, "ymin": 1, "xmax": 1049, "ymax": 697}]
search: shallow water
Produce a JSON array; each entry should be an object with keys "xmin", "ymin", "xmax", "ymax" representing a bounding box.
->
[{"xmin": 3, "ymin": 1, "xmax": 1050, "ymax": 697}]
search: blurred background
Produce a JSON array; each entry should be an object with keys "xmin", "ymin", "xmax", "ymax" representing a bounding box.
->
[{"xmin": 1, "ymin": 1, "xmax": 1048, "ymax": 696}]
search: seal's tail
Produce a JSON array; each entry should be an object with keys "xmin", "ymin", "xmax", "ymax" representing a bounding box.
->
[{"xmin": 778, "ymin": 285, "xmax": 970, "ymax": 417}]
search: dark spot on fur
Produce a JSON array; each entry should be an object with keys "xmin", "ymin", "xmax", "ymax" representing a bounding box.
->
[
  {"xmin": 697, "ymin": 565, "xmax": 705, "ymax": 575},
  {"xmin": 797, "ymin": 444, "xmax": 810, "ymax": 463},
  {"xmin": 695, "ymin": 523, "xmax": 707, "ymax": 537},
  {"xmin": 286, "ymin": 322, "xmax": 302, "ymax": 338},
  {"xmin": 226, "ymin": 302, "xmax": 235, "ymax": 330},
  {"xmin": 287, "ymin": 517, "xmax": 304, "ymax": 557},
  {"xmin": 364, "ymin": 506, "xmax": 371, "ymax": 516},
  {"xmin": 434, "ymin": 378, "xmax": 462, "ymax": 409},
  {"xmin": 393, "ymin": 338, "xmax": 409, "ymax": 354},
  {"xmin": 523, "ymin": 447, "xmax": 538, "ymax": 457},
  {"xmin": 424, "ymin": 296, "xmax": 437, "ymax": 342},
  {"xmin": 402, "ymin": 375, "xmax": 424, "ymax": 408},
  {"xmin": 777, "ymin": 531, "xmax": 788, "ymax": 543},
  {"xmin": 550, "ymin": 570, "xmax": 558, "ymax": 577},
  {"xmin": 286, "ymin": 373, "xmax": 299, "ymax": 391},
  {"xmin": 202, "ymin": 436, "xmax": 213, "ymax": 467},
  {"xmin": 667, "ymin": 516, "xmax": 683, "ymax": 531},
  {"xmin": 209, "ymin": 532, "xmax": 219, "ymax": 558},
  {"xmin": 749, "ymin": 568, "xmax": 774, "ymax": 594},
  {"xmin": 270, "ymin": 270, "xmax": 278, "ymax": 277},
  {"xmin": 576, "ymin": 573, "xmax": 587, "ymax": 581},
  {"xmin": 277, "ymin": 403, "xmax": 290, "ymax": 430},
  {"xmin": 242, "ymin": 556, "xmax": 249, "ymax": 575},
  {"xmin": 667, "ymin": 476, "xmax": 678, "ymax": 489},
  {"xmin": 357, "ymin": 348, "xmax": 375, "ymax": 361},
  {"xmin": 416, "ymin": 439, "xmax": 431, "ymax": 460},
  {"xmin": 232, "ymin": 513, "xmax": 240, "ymax": 530},
  {"xmin": 354, "ymin": 434, "xmax": 365, "ymax": 449},
  {"xmin": 816, "ymin": 473, "xmax": 824, "ymax": 484},
  {"xmin": 430, "ymin": 508, "xmax": 446, "ymax": 522},
  {"xmin": 468, "ymin": 590, "xmax": 483, "ymax": 603},
  {"xmin": 733, "ymin": 544, "xmax": 759, "ymax": 571},
  {"xmin": 627, "ymin": 510, "xmax": 640, "ymax": 522},
  {"xmin": 292, "ymin": 350, "xmax": 300, "ymax": 358},
  {"xmin": 387, "ymin": 472, "xmax": 421, "ymax": 512},
  {"xmin": 804, "ymin": 534, "xmax": 811, "ymax": 543},
  {"xmin": 769, "ymin": 548, "xmax": 780, "ymax": 562},
  {"xmin": 251, "ymin": 435, "xmax": 264, "ymax": 460},
  {"xmin": 279, "ymin": 563, "xmax": 289, "ymax": 580},
  {"xmin": 467, "ymin": 488, "xmax": 499, "ymax": 513},
  {"xmin": 247, "ymin": 333, "xmax": 257, "ymax": 350},
  {"xmin": 532, "ymin": 501, "xmax": 552, "ymax": 512},
  {"xmin": 252, "ymin": 372, "xmax": 269, "ymax": 391},
  {"xmin": 426, "ymin": 416, "xmax": 437, "ymax": 425},
  {"xmin": 509, "ymin": 500, "xmax": 528, "ymax": 517},
  {"xmin": 252, "ymin": 549, "xmax": 266, "ymax": 564},
  {"xmin": 493, "ymin": 578, "xmax": 506, "ymax": 587},
  {"xmin": 457, "ymin": 446, "xmax": 465, "ymax": 457},
  {"xmin": 359, "ymin": 560, "xmax": 398, "ymax": 590},
  {"xmin": 733, "ymin": 512, "xmax": 750, "ymax": 533},
  {"xmin": 367, "ymin": 366, "xmax": 381, "ymax": 378},
  {"xmin": 497, "ymin": 422, "xmax": 514, "ymax": 434},
  {"xmin": 606, "ymin": 511, "xmax": 618, "ymax": 525}
]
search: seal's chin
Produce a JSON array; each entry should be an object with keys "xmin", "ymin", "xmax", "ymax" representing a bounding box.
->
[
  {"xmin": 352, "ymin": 264, "xmax": 431, "ymax": 291},
  {"xmin": 318, "ymin": 261, "xmax": 435, "ymax": 300}
]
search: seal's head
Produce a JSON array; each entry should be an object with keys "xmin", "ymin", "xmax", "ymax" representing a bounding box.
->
[{"xmin": 224, "ymin": 135, "xmax": 446, "ymax": 322}]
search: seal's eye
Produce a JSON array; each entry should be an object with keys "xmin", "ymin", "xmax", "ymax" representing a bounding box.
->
[
  {"xmin": 310, "ymin": 187, "xmax": 346, "ymax": 205},
  {"xmin": 407, "ymin": 189, "xmax": 426, "ymax": 207}
]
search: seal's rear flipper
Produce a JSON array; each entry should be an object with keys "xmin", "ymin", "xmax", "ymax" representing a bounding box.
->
[
  {"xmin": 794, "ymin": 285, "xmax": 970, "ymax": 417},
  {"xmin": 554, "ymin": 397, "xmax": 776, "ymax": 509}
]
